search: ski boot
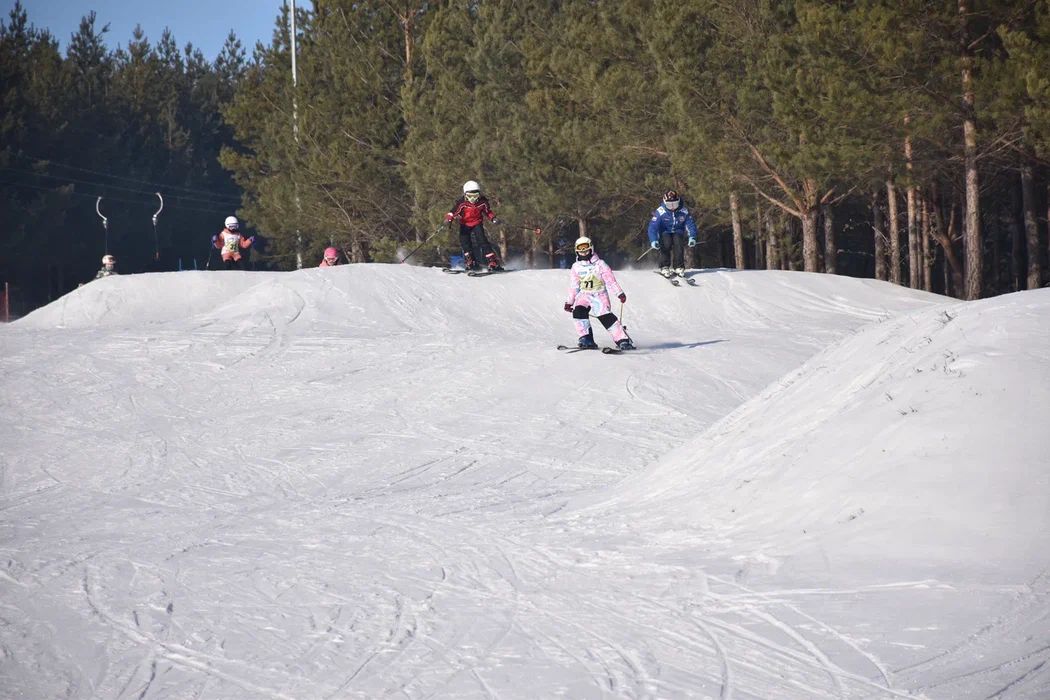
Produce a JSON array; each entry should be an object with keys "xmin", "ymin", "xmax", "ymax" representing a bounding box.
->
[
  {"xmin": 616, "ymin": 338, "xmax": 636, "ymax": 351},
  {"xmin": 674, "ymin": 267, "xmax": 685, "ymax": 277},
  {"xmin": 577, "ymin": 331, "xmax": 598, "ymax": 349},
  {"xmin": 486, "ymin": 253, "xmax": 504, "ymax": 272},
  {"xmin": 659, "ymin": 266, "xmax": 674, "ymax": 278}
]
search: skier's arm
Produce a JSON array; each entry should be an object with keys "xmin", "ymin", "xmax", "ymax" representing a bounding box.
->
[
  {"xmin": 598, "ymin": 261, "xmax": 623, "ymax": 299},
  {"xmin": 445, "ymin": 200, "xmax": 463, "ymax": 223},
  {"xmin": 646, "ymin": 212, "xmax": 661, "ymax": 243},
  {"xmin": 566, "ymin": 267, "xmax": 581, "ymax": 306},
  {"xmin": 685, "ymin": 211, "xmax": 698, "ymax": 238}
]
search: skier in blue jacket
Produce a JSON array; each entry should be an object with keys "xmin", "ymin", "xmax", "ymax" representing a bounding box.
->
[{"xmin": 646, "ymin": 190, "xmax": 698, "ymax": 278}]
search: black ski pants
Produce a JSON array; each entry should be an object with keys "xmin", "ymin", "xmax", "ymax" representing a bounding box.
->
[
  {"xmin": 459, "ymin": 224, "xmax": 499, "ymax": 268},
  {"xmin": 659, "ymin": 232, "xmax": 687, "ymax": 269}
]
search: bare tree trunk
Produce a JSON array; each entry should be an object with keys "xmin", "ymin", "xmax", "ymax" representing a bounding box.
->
[
  {"xmin": 960, "ymin": 0, "xmax": 982, "ymax": 299},
  {"xmin": 873, "ymin": 194, "xmax": 887, "ymax": 281},
  {"xmin": 887, "ymin": 178, "xmax": 902, "ymax": 284},
  {"xmin": 730, "ymin": 192, "xmax": 746, "ymax": 269},
  {"xmin": 577, "ymin": 217, "xmax": 587, "ymax": 239},
  {"xmin": 921, "ymin": 195, "xmax": 933, "ymax": 292},
  {"xmin": 351, "ymin": 235, "xmax": 369, "ymax": 263},
  {"xmin": 802, "ymin": 207, "xmax": 820, "ymax": 272},
  {"xmin": 991, "ymin": 213, "xmax": 1003, "ymax": 293},
  {"xmin": 908, "ymin": 186, "xmax": 922, "ymax": 287},
  {"xmin": 1009, "ymin": 177, "xmax": 1024, "ymax": 292},
  {"xmin": 935, "ymin": 204, "xmax": 965, "ymax": 297},
  {"xmin": 766, "ymin": 207, "xmax": 778, "ymax": 270},
  {"xmin": 547, "ymin": 237, "xmax": 556, "ymax": 269},
  {"xmin": 499, "ymin": 228, "xmax": 508, "ymax": 263},
  {"xmin": 525, "ymin": 229, "xmax": 535, "ymax": 269},
  {"xmin": 760, "ymin": 205, "xmax": 768, "ymax": 270},
  {"xmin": 904, "ymin": 122, "xmax": 921, "ymax": 288},
  {"xmin": 823, "ymin": 205, "xmax": 837, "ymax": 275},
  {"xmin": 1022, "ymin": 161, "xmax": 1042, "ymax": 289}
]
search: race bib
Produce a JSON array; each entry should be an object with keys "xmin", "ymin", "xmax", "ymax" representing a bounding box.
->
[
  {"xmin": 579, "ymin": 269, "xmax": 605, "ymax": 292},
  {"xmin": 221, "ymin": 233, "xmax": 240, "ymax": 253}
]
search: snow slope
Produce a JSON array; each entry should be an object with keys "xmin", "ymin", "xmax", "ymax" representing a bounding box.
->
[{"xmin": 1, "ymin": 265, "xmax": 1047, "ymax": 699}]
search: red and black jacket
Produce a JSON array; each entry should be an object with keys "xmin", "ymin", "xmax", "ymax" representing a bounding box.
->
[{"xmin": 448, "ymin": 196, "xmax": 496, "ymax": 228}]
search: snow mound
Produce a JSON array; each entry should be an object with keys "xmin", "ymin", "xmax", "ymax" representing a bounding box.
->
[{"xmin": 583, "ymin": 288, "xmax": 1050, "ymax": 583}]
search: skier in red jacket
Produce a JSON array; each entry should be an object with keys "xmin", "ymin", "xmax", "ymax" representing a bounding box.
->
[{"xmin": 444, "ymin": 180, "xmax": 504, "ymax": 272}]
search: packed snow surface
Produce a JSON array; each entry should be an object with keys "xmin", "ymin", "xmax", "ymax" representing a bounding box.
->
[{"xmin": 1, "ymin": 265, "xmax": 1048, "ymax": 699}]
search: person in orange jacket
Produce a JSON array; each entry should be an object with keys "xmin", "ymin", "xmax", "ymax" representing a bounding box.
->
[{"xmin": 213, "ymin": 216, "xmax": 254, "ymax": 270}]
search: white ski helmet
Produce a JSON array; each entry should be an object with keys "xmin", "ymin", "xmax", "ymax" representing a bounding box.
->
[
  {"xmin": 224, "ymin": 215, "xmax": 240, "ymax": 230},
  {"xmin": 462, "ymin": 180, "xmax": 480, "ymax": 194},
  {"xmin": 574, "ymin": 236, "xmax": 593, "ymax": 259},
  {"xmin": 102, "ymin": 254, "xmax": 116, "ymax": 266}
]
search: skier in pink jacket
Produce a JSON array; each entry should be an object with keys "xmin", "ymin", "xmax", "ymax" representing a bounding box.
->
[
  {"xmin": 564, "ymin": 237, "xmax": 635, "ymax": 350},
  {"xmin": 318, "ymin": 247, "xmax": 340, "ymax": 267}
]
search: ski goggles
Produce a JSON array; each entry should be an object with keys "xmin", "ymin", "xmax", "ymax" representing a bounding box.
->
[
  {"xmin": 575, "ymin": 242, "xmax": 592, "ymax": 253},
  {"xmin": 324, "ymin": 256, "xmax": 337, "ymax": 264},
  {"xmin": 464, "ymin": 191, "xmax": 480, "ymax": 203}
]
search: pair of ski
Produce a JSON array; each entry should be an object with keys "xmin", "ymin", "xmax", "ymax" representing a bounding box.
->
[
  {"xmin": 556, "ymin": 344, "xmax": 623, "ymax": 355},
  {"xmin": 655, "ymin": 270, "xmax": 698, "ymax": 287},
  {"xmin": 442, "ymin": 267, "xmax": 505, "ymax": 277}
]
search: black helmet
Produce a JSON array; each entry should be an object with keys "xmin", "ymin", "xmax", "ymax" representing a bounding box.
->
[{"xmin": 662, "ymin": 190, "xmax": 681, "ymax": 210}]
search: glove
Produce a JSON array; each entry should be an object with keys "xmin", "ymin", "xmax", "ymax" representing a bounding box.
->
[
  {"xmin": 564, "ymin": 302, "xmax": 573, "ymax": 313},
  {"xmin": 247, "ymin": 236, "xmax": 256, "ymax": 245},
  {"xmin": 491, "ymin": 217, "xmax": 501, "ymax": 225},
  {"xmin": 687, "ymin": 236, "xmax": 697, "ymax": 248},
  {"xmin": 650, "ymin": 240, "xmax": 660, "ymax": 250},
  {"xmin": 618, "ymin": 293, "xmax": 627, "ymax": 303},
  {"xmin": 444, "ymin": 212, "xmax": 454, "ymax": 223}
]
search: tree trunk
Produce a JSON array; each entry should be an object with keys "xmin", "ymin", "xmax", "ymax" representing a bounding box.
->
[
  {"xmin": 1022, "ymin": 161, "xmax": 1042, "ymax": 289},
  {"xmin": 886, "ymin": 178, "xmax": 901, "ymax": 284},
  {"xmin": 873, "ymin": 194, "xmax": 887, "ymax": 281},
  {"xmin": 904, "ymin": 121, "xmax": 921, "ymax": 289},
  {"xmin": 960, "ymin": 0, "xmax": 982, "ymax": 299},
  {"xmin": 1009, "ymin": 176, "xmax": 1024, "ymax": 292},
  {"xmin": 766, "ymin": 207, "xmax": 778, "ymax": 270},
  {"xmin": 760, "ymin": 205, "xmax": 768, "ymax": 270},
  {"xmin": 548, "ymin": 236, "xmax": 556, "ymax": 269},
  {"xmin": 730, "ymin": 192, "xmax": 746, "ymax": 269},
  {"xmin": 932, "ymin": 201, "xmax": 965, "ymax": 297},
  {"xmin": 823, "ymin": 205, "xmax": 837, "ymax": 275},
  {"xmin": 907, "ymin": 184, "xmax": 922, "ymax": 288},
  {"xmin": 802, "ymin": 207, "xmax": 820, "ymax": 272},
  {"xmin": 577, "ymin": 216, "xmax": 587, "ymax": 239},
  {"xmin": 922, "ymin": 195, "xmax": 933, "ymax": 292},
  {"xmin": 351, "ymin": 235, "xmax": 370, "ymax": 264}
]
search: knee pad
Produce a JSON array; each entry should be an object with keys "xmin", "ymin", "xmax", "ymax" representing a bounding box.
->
[
  {"xmin": 598, "ymin": 313, "xmax": 618, "ymax": 329},
  {"xmin": 572, "ymin": 305, "xmax": 590, "ymax": 320}
]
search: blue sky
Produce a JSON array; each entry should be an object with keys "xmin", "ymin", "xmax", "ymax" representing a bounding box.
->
[{"xmin": 7, "ymin": 0, "xmax": 293, "ymax": 60}]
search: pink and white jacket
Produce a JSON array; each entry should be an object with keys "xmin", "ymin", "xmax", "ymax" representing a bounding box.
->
[{"xmin": 566, "ymin": 256, "xmax": 624, "ymax": 308}]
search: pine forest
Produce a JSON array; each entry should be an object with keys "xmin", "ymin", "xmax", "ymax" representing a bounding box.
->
[{"xmin": 3, "ymin": 0, "xmax": 1050, "ymax": 313}]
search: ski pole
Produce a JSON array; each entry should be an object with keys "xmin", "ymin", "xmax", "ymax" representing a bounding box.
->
[
  {"xmin": 152, "ymin": 192, "xmax": 164, "ymax": 261},
  {"xmin": 400, "ymin": 224, "xmax": 446, "ymax": 264},
  {"xmin": 636, "ymin": 246, "xmax": 654, "ymax": 262}
]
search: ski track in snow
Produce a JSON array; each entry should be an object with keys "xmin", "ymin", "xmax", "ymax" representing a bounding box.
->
[{"xmin": 1, "ymin": 266, "xmax": 1048, "ymax": 699}]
